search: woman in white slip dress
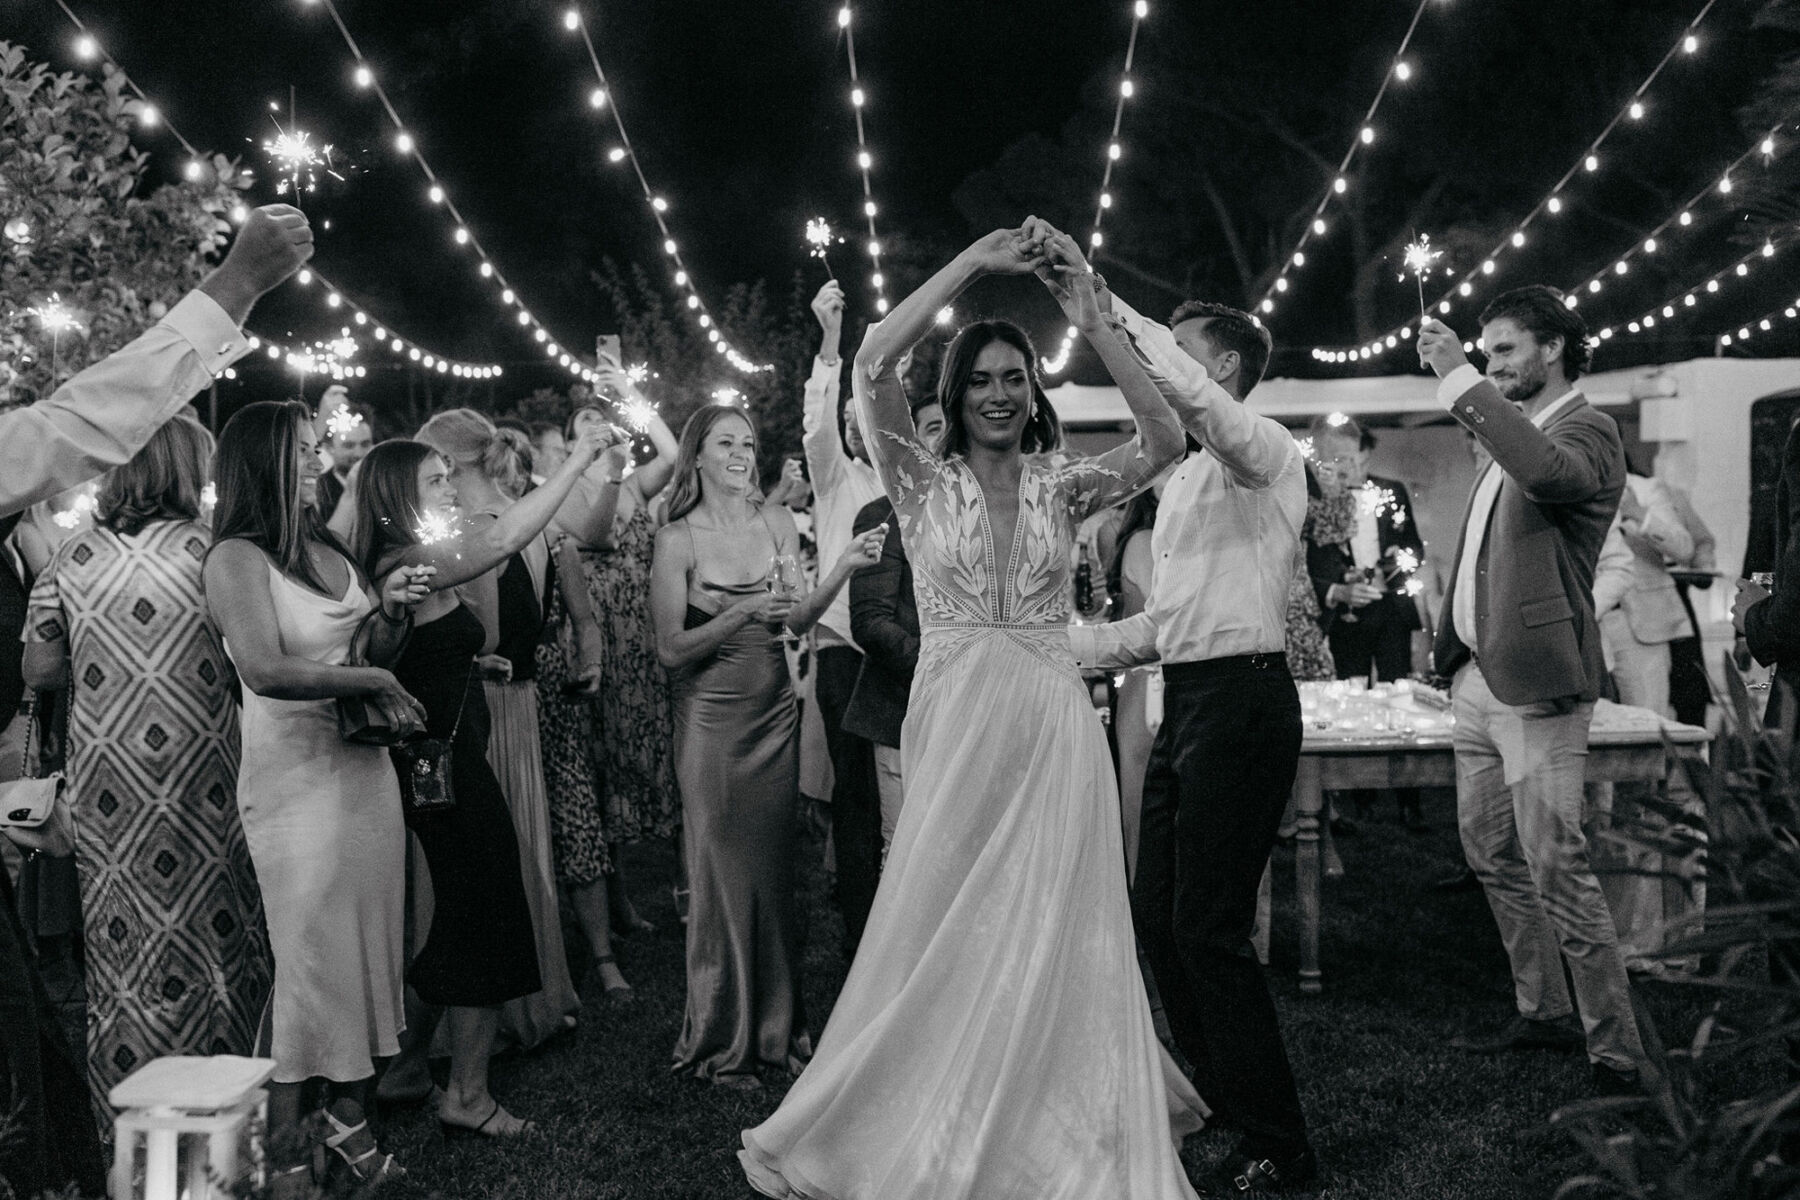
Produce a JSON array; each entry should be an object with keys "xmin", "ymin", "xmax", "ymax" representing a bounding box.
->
[
  {"xmin": 741, "ymin": 224, "xmax": 1202, "ymax": 1199},
  {"xmin": 205, "ymin": 401, "xmax": 434, "ymax": 1193}
]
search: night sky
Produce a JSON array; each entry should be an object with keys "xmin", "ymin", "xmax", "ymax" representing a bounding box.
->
[{"xmin": 4, "ymin": 0, "xmax": 1796, "ymax": 403}]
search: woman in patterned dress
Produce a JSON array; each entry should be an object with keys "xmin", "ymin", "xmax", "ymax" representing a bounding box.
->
[
  {"xmin": 22, "ymin": 416, "xmax": 270, "ymax": 1123},
  {"xmin": 569, "ymin": 370, "xmax": 682, "ymax": 929}
]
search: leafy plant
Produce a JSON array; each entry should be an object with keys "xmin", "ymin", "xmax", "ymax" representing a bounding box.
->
[
  {"xmin": 1555, "ymin": 665, "xmax": 1800, "ymax": 1199},
  {"xmin": 0, "ymin": 41, "xmax": 247, "ymax": 410}
]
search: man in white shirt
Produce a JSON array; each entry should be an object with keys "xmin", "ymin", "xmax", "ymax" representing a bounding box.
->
[
  {"xmin": 1069, "ymin": 292, "xmax": 1315, "ymax": 1193},
  {"xmin": 0, "ymin": 204, "xmax": 312, "ymax": 518},
  {"xmin": 801, "ymin": 280, "xmax": 887, "ymax": 957},
  {"xmin": 1417, "ymin": 286, "xmax": 1645, "ymax": 1098}
]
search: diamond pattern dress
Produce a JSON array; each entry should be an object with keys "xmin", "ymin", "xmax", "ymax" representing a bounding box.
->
[
  {"xmin": 25, "ymin": 521, "xmax": 270, "ymax": 1117},
  {"xmin": 741, "ymin": 361, "xmax": 1204, "ymax": 1200}
]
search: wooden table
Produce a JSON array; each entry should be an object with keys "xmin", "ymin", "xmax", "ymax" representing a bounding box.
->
[{"xmin": 1289, "ymin": 700, "xmax": 1709, "ymax": 994}]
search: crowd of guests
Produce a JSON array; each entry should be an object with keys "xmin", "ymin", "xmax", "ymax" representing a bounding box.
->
[{"xmin": 0, "ymin": 201, "xmax": 1794, "ymax": 1199}]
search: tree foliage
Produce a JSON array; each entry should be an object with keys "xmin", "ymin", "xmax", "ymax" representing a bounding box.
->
[{"xmin": 0, "ymin": 42, "xmax": 246, "ymax": 409}]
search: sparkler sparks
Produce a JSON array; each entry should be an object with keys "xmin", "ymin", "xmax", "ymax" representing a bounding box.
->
[
  {"xmin": 805, "ymin": 218, "xmax": 838, "ymax": 281},
  {"xmin": 1392, "ymin": 547, "xmax": 1420, "ymax": 576},
  {"xmin": 711, "ymin": 386, "xmax": 744, "ymax": 407},
  {"xmin": 413, "ymin": 511, "xmax": 457, "ymax": 546},
  {"xmin": 1399, "ymin": 233, "xmax": 1444, "ymax": 321},
  {"xmin": 616, "ymin": 395, "xmax": 657, "ymax": 433},
  {"xmin": 325, "ymin": 408, "xmax": 366, "ymax": 440},
  {"xmin": 624, "ymin": 362, "xmax": 650, "ymax": 385},
  {"xmin": 260, "ymin": 117, "xmax": 338, "ymax": 206},
  {"xmin": 29, "ymin": 295, "xmax": 82, "ymax": 337}
]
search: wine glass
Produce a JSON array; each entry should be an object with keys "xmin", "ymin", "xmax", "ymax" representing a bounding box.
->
[{"xmin": 769, "ymin": 554, "xmax": 803, "ymax": 646}]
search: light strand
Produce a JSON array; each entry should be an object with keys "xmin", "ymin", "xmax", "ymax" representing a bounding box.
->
[
  {"xmin": 1606, "ymin": 236, "xmax": 1788, "ymax": 342},
  {"xmin": 290, "ymin": 268, "xmax": 504, "ymax": 377},
  {"xmin": 563, "ymin": 6, "xmax": 772, "ymax": 372},
  {"xmin": 304, "ymin": 0, "xmax": 603, "ymax": 384},
  {"xmin": 1255, "ymin": 0, "xmax": 1436, "ymax": 316},
  {"xmin": 837, "ymin": 5, "xmax": 889, "ymax": 315},
  {"xmin": 1306, "ymin": 0, "xmax": 1725, "ymax": 363},
  {"xmin": 1044, "ymin": 0, "xmax": 1149, "ymax": 376},
  {"xmin": 52, "ymin": 1, "xmax": 496, "ymax": 382},
  {"xmin": 1717, "ymin": 294, "xmax": 1800, "ymax": 349}
]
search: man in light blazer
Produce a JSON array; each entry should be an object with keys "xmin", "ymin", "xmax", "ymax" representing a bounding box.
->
[
  {"xmin": 1417, "ymin": 286, "xmax": 1646, "ymax": 1097},
  {"xmin": 1593, "ymin": 472, "xmax": 1695, "ymax": 716}
]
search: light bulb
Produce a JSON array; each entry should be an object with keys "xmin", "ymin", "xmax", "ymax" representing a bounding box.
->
[
  {"xmin": 183, "ymin": 160, "xmax": 202, "ymax": 181},
  {"xmin": 501, "ymin": 288, "xmax": 516, "ymax": 304},
  {"xmin": 1091, "ymin": 231, "xmax": 1104, "ymax": 248},
  {"xmin": 428, "ymin": 185, "xmax": 444, "ymax": 204},
  {"xmin": 1100, "ymin": 192, "xmax": 1113, "ymax": 209},
  {"xmin": 652, "ymin": 196, "xmax": 668, "ymax": 212},
  {"xmin": 1644, "ymin": 237, "xmax": 1657, "ymax": 253},
  {"xmin": 1547, "ymin": 196, "xmax": 1563, "ymax": 214},
  {"xmin": 674, "ymin": 270, "xmax": 688, "ymax": 286},
  {"xmin": 1763, "ymin": 136, "xmax": 1777, "ymax": 157},
  {"xmin": 1719, "ymin": 174, "xmax": 1733, "ymax": 194},
  {"xmin": 1121, "ymin": 78, "xmax": 1135, "ymax": 98},
  {"xmin": 851, "ymin": 87, "xmax": 865, "ymax": 107},
  {"xmin": 1134, "ymin": 0, "xmax": 1148, "ymax": 17},
  {"xmin": 479, "ymin": 262, "xmax": 493, "ymax": 278},
  {"xmin": 1275, "ymin": 277, "xmax": 1289, "ymax": 293},
  {"xmin": 868, "ymin": 240, "xmax": 881, "ymax": 257},
  {"xmin": 395, "ymin": 131, "xmax": 414, "ymax": 154},
  {"xmin": 1108, "ymin": 143, "xmax": 1122, "ymax": 161},
  {"xmin": 1360, "ymin": 127, "xmax": 1374, "ymax": 145},
  {"xmin": 838, "ymin": 6, "xmax": 851, "ymax": 28},
  {"xmin": 1614, "ymin": 261, "xmax": 1628, "ymax": 275},
  {"xmin": 607, "ymin": 147, "xmax": 627, "ymax": 163},
  {"xmin": 1683, "ymin": 34, "xmax": 1697, "ymax": 53},
  {"xmin": 453, "ymin": 228, "xmax": 470, "ymax": 245},
  {"xmin": 687, "ymin": 295, "xmax": 700, "ymax": 309},
  {"xmin": 1481, "ymin": 260, "xmax": 1495, "ymax": 275},
  {"xmin": 1395, "ymin": 60, "xmax": 1411, "ymax": 81},
  {"xmin": 1332, "ymin": 177, "xmax": 1346, "ymax": 194},
  {"xmin": 139, "ymin": 104, "xmax": 160, "ymax": 127},
  {"xmin": 1293, "ymin": 251, "xmax": 1306, "ymax": 267},
  {"xmin": 1312, "ymin": 218, "xmax": 1327, "ymax": 236},
  {"xmin": 1584, "ymin": 155, "xmax": 1598, "ymax": 172},
  {"xmin": 589, "ymin": 88, "xmax": 607, "ymax": 109},
  {"xmin": 564, "ymin": 9, "xmax": 580, "ymax": 30},
  {"xmin": 871, "ymin": 272, "xmax": 884, "ymax": 288},
  {"xmin": 355, "ymin": 65, "xmax": 373, "ymax": 88},
  {"xmin": 864, "ymin": 200, "xmax": 877, "ymax": 216},
  {"xmin": 1512, "ymin": 231, "xmax": 1526, "ymax": 248},
  {"xmin": 1628, "ymin": 101, "xmax": 1644, "ymax": 120},
  {"xmin": 1678, "ymin": 210, "xmax": 1692, "ymax": 226},
  {"xmin": 74, "ymin": 34, "xmax": 98, "ymax": 60},
  {"xmin": 663, "ymin": 238, "xmax": 677, "ymax": 255}
]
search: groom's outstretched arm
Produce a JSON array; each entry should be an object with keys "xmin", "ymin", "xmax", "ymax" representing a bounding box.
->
[{"xmin": 1069, "ymin": 612, "xmax": 1159, "ymax": 671}]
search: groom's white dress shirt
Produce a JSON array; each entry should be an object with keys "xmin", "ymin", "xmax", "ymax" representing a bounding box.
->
[{"xmin": 1068, "ymin": 297, "xmax": 1305, "ymax": 670}]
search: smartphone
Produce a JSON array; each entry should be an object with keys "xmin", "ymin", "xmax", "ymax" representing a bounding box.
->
[{"xmin": 596, "ymin": 334, "xmax": 622, "ymax": 367}]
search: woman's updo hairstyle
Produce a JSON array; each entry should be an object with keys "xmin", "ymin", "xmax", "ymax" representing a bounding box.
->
[{"xmin": 417, "ymin": 408, "xmax": 530, "ymax": 496}]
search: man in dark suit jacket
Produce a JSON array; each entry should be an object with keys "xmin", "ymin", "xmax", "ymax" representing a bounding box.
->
[
  {"xmin": 1419, "ymin": 285, "xmax": 1646, "ymax": 1098},
  {"xmin": 843, "ymin": 394, "xmax": 944, "ymax": 860}
]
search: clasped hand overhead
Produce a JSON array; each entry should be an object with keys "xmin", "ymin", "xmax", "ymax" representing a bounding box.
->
[{"xmin": 967, "ymin": 218, "xmax": 1115, "ymax": 335}]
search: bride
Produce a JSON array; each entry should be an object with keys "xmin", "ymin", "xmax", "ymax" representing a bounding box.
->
[{"xmin": 740, "ymin": 222, "xmax": 1203, "ymax": 1199}]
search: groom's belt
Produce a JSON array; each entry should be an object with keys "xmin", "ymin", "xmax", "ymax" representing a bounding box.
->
[{"xmin": 1162, "ymin": 652, "xmax": 1290, "ymax": 682}]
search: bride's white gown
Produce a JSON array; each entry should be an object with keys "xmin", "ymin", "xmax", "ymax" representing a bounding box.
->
[{"xmin": 741, "ymin": 377, "xmax": 1203, "ymax": 1199}]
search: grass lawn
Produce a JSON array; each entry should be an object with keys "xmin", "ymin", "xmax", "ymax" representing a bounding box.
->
[{"xmin": 361, "ymin": 794, "xmax": 1777, "ymax": 1199}]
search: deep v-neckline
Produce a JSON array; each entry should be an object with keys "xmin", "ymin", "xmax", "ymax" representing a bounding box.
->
[{"xmin": 963, "ymin": 460, "xmax": 1029, "ymax": 620}]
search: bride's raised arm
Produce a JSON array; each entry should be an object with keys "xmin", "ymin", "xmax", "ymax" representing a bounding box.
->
[{"xmin": 852, "ymin": 228, "xmax": 1046, "ymax": 509}]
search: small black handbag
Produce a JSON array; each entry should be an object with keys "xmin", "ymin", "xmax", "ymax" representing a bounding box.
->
[{"xmin": 393, "ymin": 664, "xmax": 472, "ymax": 817}]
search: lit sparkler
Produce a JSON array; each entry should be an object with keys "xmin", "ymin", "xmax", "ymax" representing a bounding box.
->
[
  {"xmin": 624, "ymin": 362, "xmax": 650, "ymax": 385},
  {"xmin": 413, "ymin": 510, "xmax": 457, "ymax": 546},
  {"xmin": 805, "ymin": 218, "xmax": 838, "ymax": 281},
  {"xmin": 616, "ymin": 395, "xmax": 658, "ymax": 433},
  {"xmin": 261, "ymin": 123, "xmax": 334, "ymax": 207},
  {"xmin": 325, "ymin": 408, "xmax": 365, "ymax": 440},
  {"xmin": 200, "ymin": 482, "xmax": 218, "ymax": 513},
  {"xmin": 711, "ymin": 386, "xmax": 744, "ymax": 407},
  {"xmin": 1399, "ymin": 233, "xmax": 1443, "ymax": 322},
  {"xmin": 30, "ymin": 294, "xmax": 84, "ymax": 387}
]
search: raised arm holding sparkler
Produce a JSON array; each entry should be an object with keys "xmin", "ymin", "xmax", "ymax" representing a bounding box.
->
[{"xmin": 585, "ymin": 361, "xmax": 681, "ymax": 551}]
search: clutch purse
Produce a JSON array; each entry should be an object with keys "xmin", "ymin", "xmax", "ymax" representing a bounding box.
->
[
  {"xmin": 336, "ymin": 607, "xmax": 412, "ymax": 746},
  {"xmin": 0, "ymin": 703, "xmax": 75, "ymax": 857},
  {"xmin": 392, "ymin": 663, "xmax": 472, "ymax": 818}
]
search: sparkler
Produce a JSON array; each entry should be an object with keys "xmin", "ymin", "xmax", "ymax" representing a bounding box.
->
[
  {"xmin": 29, "ymin": 294, "xmax": 84, "ymax": 387},
  {"xmin": 624, "ymin": 362, "xmax": 650, "ymax": 385},
  {"xmin": 1398, "ymin": 233, "xmax": 1443, "ymax": 321},
  {"xmin": 413, "ymin": 510, "xmax": 457, "ymax": 546},
  {"xmin": 711, "ymin": 386, "xmax": 744, "ymax": 407},
  {"xmin": 805, "ymin": 218, "xmax": 838, "ymax": 281},
  {"xmin": 615, "ymin": 395, "xmax": 657, "ymax": 433},
  {"xmin": 260, "ymin": 90, "xmax": 339, "ymax": 210},
  {"xmin": 325, "ymin": 408, "xmax": 366, "ymax": 440}
]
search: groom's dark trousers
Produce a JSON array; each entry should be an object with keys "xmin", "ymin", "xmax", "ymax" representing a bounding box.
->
[{"xmin": 1132, "ymin": 652, "xmax": 1309, "ymax": 1159}]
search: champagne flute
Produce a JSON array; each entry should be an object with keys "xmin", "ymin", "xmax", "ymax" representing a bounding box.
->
[{"xmin": 769, "ymin": 554, "xmax": 803, "ymax": 646}]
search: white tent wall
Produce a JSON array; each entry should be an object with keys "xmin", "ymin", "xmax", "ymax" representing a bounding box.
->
[{"xmin": 1048, "ymin": 357, "xmax": 1800, "ymax": 685}]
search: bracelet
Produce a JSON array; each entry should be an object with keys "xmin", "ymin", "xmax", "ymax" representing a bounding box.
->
[{"xmin": 377, "ymin": 604, "xmax": 411, "ymax": 625}]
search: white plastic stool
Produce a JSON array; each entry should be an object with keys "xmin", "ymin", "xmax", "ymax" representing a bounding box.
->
[{"xmin": 108, "ymin": 1055, "xmax": 276, "ymax": 1200}]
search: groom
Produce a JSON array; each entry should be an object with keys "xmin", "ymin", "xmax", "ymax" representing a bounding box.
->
[{"xmin": 1067, "ymin": 278, "xmax": 1314, "ymax": 1190}]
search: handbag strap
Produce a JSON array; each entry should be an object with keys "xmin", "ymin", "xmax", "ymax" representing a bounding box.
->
[
  {"xmin": 17, "ymin": 699, "xmax": 36, "ymax": 779},
  {"xmin": 447, "ymin": 660, "xmax": 476, "ymax": 743}
]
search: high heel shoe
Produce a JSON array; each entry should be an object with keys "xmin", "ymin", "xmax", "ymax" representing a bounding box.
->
[
  {"xmin": 440, "ymin": 1101, "xmax": 536, "ymax": 1141},
  {"xmin": 322, "ymin": 1109, "xmax": 404, "ymax": 1187}
]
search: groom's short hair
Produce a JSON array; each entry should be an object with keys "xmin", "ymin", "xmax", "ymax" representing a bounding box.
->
[{"xmin": 1168, "ymin": 301, "xmax": 1273, "ymax": 394}]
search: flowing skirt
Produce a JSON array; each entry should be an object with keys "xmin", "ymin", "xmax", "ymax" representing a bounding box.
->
[
  {"xmin": 741, "ymin": 625, "xmax": 1203, "ymax": 1200},
  {"xmin": 486, "ymin": 681, "xmax": 581, "ymax": 1049}
]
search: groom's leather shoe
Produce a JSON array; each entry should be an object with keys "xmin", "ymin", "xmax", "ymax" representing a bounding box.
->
[
  {"xmin": 1206, "ymin": 1145, "xmax": 1318, "ymax": 1194},
  {"xmin": 1451, "ymin": 1014, "xmax": 1583, "ymax": 1055}
]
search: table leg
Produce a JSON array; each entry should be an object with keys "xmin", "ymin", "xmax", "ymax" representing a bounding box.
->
[{"xmin": 1294, "ymin": 757, "xmax": 1324, "ymax": 994}]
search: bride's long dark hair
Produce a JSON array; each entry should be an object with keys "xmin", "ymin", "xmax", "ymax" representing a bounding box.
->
[{"xmin": 936, "ymin": 321, "xmax": 1063, "ymax": 460}]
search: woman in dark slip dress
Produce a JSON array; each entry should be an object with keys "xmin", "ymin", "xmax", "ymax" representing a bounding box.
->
[
  {"xmin": 650, "ymin": 403, "xmax": 886, "ymax": 1090},
  {"xmin": 348, "ymin": 419, "xmax": 610, "ymax": 1139}
]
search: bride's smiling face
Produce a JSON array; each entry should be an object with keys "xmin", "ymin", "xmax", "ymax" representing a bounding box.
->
[{"xmin": 959, "ymin": 340, "xmax": 1033, "ymax": 453}]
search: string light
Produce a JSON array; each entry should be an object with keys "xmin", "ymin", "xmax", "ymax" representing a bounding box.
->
[
  {"xmin": 1717, "ymin": 295, "xmax": 1800, "ymax": 350},
  {"xmin": 560, "ymin": 6, "xmax": 771, "ymax": 370},
  {"xmin": 1046, "ymin": 0, "xmax": 1150, "ymax": 375},
  {"xmin": 1308, "ymin": 1, "xmax": 1738, "ymax": 366},
  {"xmin": 836, "ymin": 4, "xmax": 891, "ymax": 315},
  {"xmin": 295, "ymin": 0, "xmax": 606, "ymax": 385},
  {"xmin": 1255, "ymin": 0, "xmax": 1438, "ymax": 318},
  {"xmin": 1611, "ymin": 237, "xmax": 1793, "ymax": 341}
]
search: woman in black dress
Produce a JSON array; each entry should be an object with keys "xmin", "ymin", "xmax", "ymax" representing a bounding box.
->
[{"xmin": 349, "ymin": 421, "xmax": 610, "ymax": 1139}]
